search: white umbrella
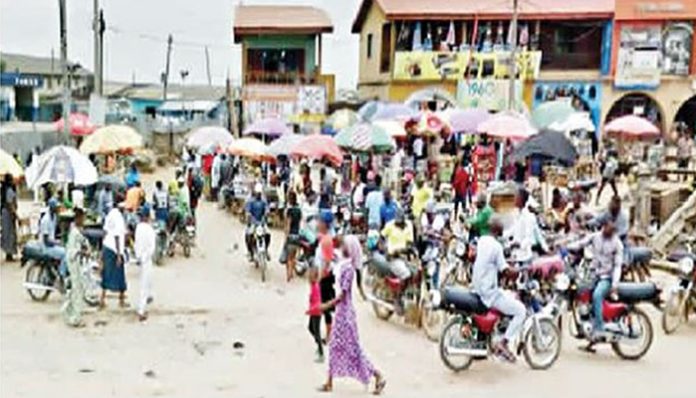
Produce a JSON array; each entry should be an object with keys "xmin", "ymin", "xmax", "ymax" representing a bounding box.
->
[
  {"xmin": 25, "ymin": 146, "xmax": 98, "ymax": 189},
  {"xmin": 186, "ymin": 126, "xmax": 234, "ymax": 149},
  {"xmin": 548, "ymin": 112, "xmax": 596, "ymax": 133}
]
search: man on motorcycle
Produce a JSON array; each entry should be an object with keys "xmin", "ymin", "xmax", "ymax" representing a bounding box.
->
[
  {"xmin": 507, "ymin": 188, "xmax": 548, "ymax": 261},
  {"xmin": 567, "ymin": 220, "xmax": 624, "ymax": 343},
  {"xmin": 244, "ymin": 184, "xmax": 269, "ymax": 260},
  {"xmin": 471, "ymin": 216, "xmax": 525, "ymax": 363},
  {"xmin": 467, "ymin": 195, "xmax": 494, "ymax": 238},
  {"xmin": 593, "ymin": 196, "xmax": 629, "ymax": 242},
  {"xmin": 168, "ymin": 178, "xmax": 190, "ymax": 235},
  {"xmin": 152, "ymin": 181, "xmax": 169, "ymax": 224},
  {"xmin": 380, "ymin": 210, "xmax": 415, "ymax": 281},
  {"xmin": 39, "ymin": 198, "xmax": 67, "ymax": 275}
]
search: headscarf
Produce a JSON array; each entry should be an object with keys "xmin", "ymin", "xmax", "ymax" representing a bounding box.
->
[{"xmin": 342, "ymin": 234, "xmax": 362, "ymax": 270}]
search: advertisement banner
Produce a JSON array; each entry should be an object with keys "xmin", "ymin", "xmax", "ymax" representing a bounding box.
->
[
  {"xmin": 662, "ymin": 22, "xmax": 693, "ymax": 75},
  {"xmin": 615, "ymin": 25, "xmax": 662, "ymax": 89},
  {"xmin": 456, "ymin": 79, "xmax": 522, "ymax": 112},
  {"xmin": 242, "ymin": 84, "xmax": 326, "ymax": 125}
]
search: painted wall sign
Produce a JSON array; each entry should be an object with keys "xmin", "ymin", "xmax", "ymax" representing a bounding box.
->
[
  {"xmin": 242, "ymin": 84, "xmax": 326, "ymax": 126},
  {"xmin": 615, "ymin": 24, "xmax": 662, "ymax": 89},
  {"xmin": 456, "ymin": 79, "xmax": 522, "ymax": 111},
  {"xmin": 662, "ymin": 22, "xmax": 693, "ymax": 75},
  {"xmin": 393, "ymin": 51, "xmax": 541, "ymax": 81}
]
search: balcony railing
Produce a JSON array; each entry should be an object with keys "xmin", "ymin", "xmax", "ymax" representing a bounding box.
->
[
  {"xmin": 244, "ymin": 70, "xmax": 317, "ymax": 85},
  {"xmin": 541, "ymin": 52, "xmax": 602, "ymax": 70}
]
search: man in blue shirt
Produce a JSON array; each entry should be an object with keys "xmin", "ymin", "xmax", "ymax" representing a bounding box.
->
[
  {"xmin": 245, "ymin": 184, "xmax": 269, "ymax": 260},
  {"xmin": 379, "ymin": 188, "xmax": 399, "ymax": 228},
  {"xmin": 39, "ymin": 198, "xmax": 67, "ymax": 275},
  {"xmin": 364, "ymin": 182, "xmax": 384, "ymax": 230}
]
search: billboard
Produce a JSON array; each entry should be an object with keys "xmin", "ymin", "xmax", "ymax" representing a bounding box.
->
[
  {"xmin": 456, "ymin": 79, "xmax": 522, "ymax": 112},
  {"xmin": 615, "ymin": 24, "xmax": 662, "ymax": 89}
]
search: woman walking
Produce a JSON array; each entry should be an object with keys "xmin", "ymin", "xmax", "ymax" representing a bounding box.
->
[
  {"xmin": 1, "ymin": 174, "xmax": 18, "ymax": 261},
  {"xmin": 318, "ymin": 235, "xmax": 386, "ymax": 395},
  {"xmin": 62, "ymin": 207, "xmax": 89, "ymax": 327}
]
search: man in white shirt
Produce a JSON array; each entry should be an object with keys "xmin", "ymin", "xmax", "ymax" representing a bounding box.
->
[
  {"xmin": 211, "ymin": 153, "xmax": 222, "ymax": 201},
  {"xmin": 506, "ymin": 188, "xmax": 548, "ymax": 262},
  {"xmin": 100, "ymin": 203, "xmax": 128, "ymax": 308},
  {"xmin": 134, "ymin": 206, "xmax": 156, "ymax": 321}
]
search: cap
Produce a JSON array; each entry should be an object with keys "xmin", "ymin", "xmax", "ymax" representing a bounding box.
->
[{"xmin": 319, "ymin": 209, "xmax": 334, "ymax": 226}]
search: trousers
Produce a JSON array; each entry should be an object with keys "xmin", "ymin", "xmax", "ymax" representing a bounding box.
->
[
  {"xmin": 138, "ymin": 258, "xmax": 153, "ymax": 316},
  {"xmin": 491, "ymin": 290, "xmax": 526, "ymax": 341}
]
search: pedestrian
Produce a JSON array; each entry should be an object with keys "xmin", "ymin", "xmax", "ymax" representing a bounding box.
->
[
  {"xmin": 281, "ymin": 191, "xmax": 302, "ymax": 282},
  {"xmin": 317, "ymin": 211, "xmax": 335, "ymax": 340},
  {"xmin": 211, "ymin": 152, "xmax": 222, "ymax": 201},
  {"xmin": 152, "ymin": 181, "xmax": 169, "ymax": 224},
  {"xmin": 97, "ymin": 184, "xmax": 114, "ymax": 219},
  {"xmin": 677, "ymin": 131, "xmax": 693, "ymax": 170},
  {"xmin": 125, "ymin": 163, "xmax": 140, "ymax": 189},
  {"xmin": 62, "ymin": 207, "xmax": 89, "ymax": 327},
  {"xmin": 1, "ymin": 174, "xmax": 18, "ymax": 261},
  {"xmin": 100, "ymin": 202, "xmax": 128, "ymax": 309},
  {"xmin": 134, "ymin": 205, "xmax": 156, "ymax": 322},
  {"xmin": 306, "ymin": 267, "xmax": 324, "ymax": 363},
  {"xmin": 596, "ymin": 148, "xmax": 618, "ymax": 205},
  {"xmin": 318, "ymin": 235, "xmax": 386, "ymax": 394},
  {"xmin": 451, "ymin": 158, "xmax": 472, "ymax": 217}
]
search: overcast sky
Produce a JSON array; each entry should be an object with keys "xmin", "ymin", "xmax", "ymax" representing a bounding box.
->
[{"xmin": 0, "ymin": 0, "xmax": 361, "ymax": 89}]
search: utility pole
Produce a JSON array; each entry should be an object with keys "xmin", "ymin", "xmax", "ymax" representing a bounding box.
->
[
  {"xmin": 93, "ymin": 0, "xmax": 101, "ymax": 95},
  {"xmin": 162, "ymin": 34, "xmax": 173, "ymax": 100},
  {"xmin": 59, "ymin": 0, "xmax": 70, "ymax": 138},
  {"xmin": 508, "ymin": 0, "xmax": 519, "ymax": 111},
  {"xmin": 205, "ymin": 46, "xmax": 212, "ymax": 86}
]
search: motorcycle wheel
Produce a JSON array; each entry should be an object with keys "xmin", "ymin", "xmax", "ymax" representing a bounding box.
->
[
  {"xmin": 611, "ymin": 307, "xmax": 653, "ymax": 360},
  {"xmin": 182, "ymin": 237, "xmax": 191, "ymax": 258},
  {"xmin": 439, "ymin": 316, "xmax": 474, "ymax": 372},
  {"xmin": 370, "ymin": 285, "xmax": 393, "ymax": 320},
  {"xmin": 421, "ymin": 301, "xmax": 445, "ymax": 342},
  {"xmin": 25, "ymin": 261, "xmax": 52, "ymax": 302},
  {"xmin": 661, "ymin": 290, "xmax": 686, "ymax": 335},
  {"xmin": 523, "ymin": 318, "xmax": 562, "ymax": 370},
  {"xmin": 259, "ymin": 251, "xmax": 267, "ymax": 282}
]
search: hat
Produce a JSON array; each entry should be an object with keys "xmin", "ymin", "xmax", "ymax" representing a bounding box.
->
[{"xmin": 319, "ymin": 209, "xmax": 334, "ymax": 226}]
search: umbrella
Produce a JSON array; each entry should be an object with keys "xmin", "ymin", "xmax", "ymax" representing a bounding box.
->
[
  {"xmin": 532, "ymin": 100, "xmax": 576, "ymax": 129},
  {"xmin": 358, "ymin": 101, "xmax": 383, "ymax": 122},
  {"xmin": 291, "ymin": 135, "xmax": 343, "ymax": 167},
  {"xmin": 604, "ymin": 115, "xmax": 660, "ymax": 139},
  {"xmin": 186, "ymin": 126, "xmax": 234, "ymax": 149},
  {"xmin": 54, "ymin": 112, "xmax": 97, "ymax": 136},
  {"xmin": 80, "ymin": 125, "xmax": 143, "ymax": 154},
  {"xmin": 373, "ymin": 120, "xmax": 407, "ymax": 138},
  {"xmin": 227, "ymin": 137, "xmax": 269, "ymax": 159},
  {"xmin": 417, "ymin": 112, "xmax": 447, "ymax": 135},
  {"xmin": 548, "ymin": 112, "xmax": 596, "ymax": 133},
  {"xmin": 0, "ymin": 149, "xmax": 24, "ymax": 177},
  {"xmin": 326, "ymin": 109, "xmax": 360, "ymax": 130},
  {"xmin": 96, "ymin": 174, "xmax": 126, "ymax": 188},
  {"xmin": 438, "ymin": 108, "xmax": 491, "ymax": 134},
  {"xmin": 404, "ymin": 88, "xmax": 457, "ymax": 109},
  {"xmin": 477, "ymin": 111, "xmax": 537, "ymax": 140},
  {"xmin": 267, "ymin": 134, "xmax": 304, "ymax": 158},
  {"xmin": 512, "ymin": 130, "xmax": 578, "ymax": 167},
  {"xmin": 371, "ymin": 103, "xmax": 418, "ymax": 121},
  {"xmin": 25, "ymin": 146, "xmax": 97, "ymax": 189},
  {"xmin": 243, "ymin": 117, "xmax": 291, "ymax": 138},
  {"xmin": 334, "ymin": 123, "xmax": 395, "ymax": 153}
]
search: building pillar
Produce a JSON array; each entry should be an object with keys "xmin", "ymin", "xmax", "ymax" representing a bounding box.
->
[
  {"xmin": 8, "ymin": 87, "xmax": 16, "ymax": 121},
  {"xmin": 32, "ymin": 89, "xmax": 39, "ymax": 122}
]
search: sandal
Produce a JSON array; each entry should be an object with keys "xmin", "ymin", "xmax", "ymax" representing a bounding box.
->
[
  {"xmin": 374, "ymin": 378, "xmax": 387, "ymax": 395},
  {"xmin": 317, "ymin": 384, "xmax": 332, "ymax": 393}
]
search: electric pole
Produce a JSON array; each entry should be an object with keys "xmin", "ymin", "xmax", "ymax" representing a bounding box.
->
[
  {"xmin": 205, "ymin": 46, "xmax": 212, "ymax": 86},
  {"xmin": 93, "ymin": 0, "xmax": 101, "ymax": 95},
  {"xmin": 508, "ymin": 0, "xmax": 519, "ymax": 111},
  {"xmin": 163, "ymin": 34, "xmax": 173, "ymax": 100},
  {"xmin": 59, "ymin": 0, "xmax": 70, "ymax": 138}
]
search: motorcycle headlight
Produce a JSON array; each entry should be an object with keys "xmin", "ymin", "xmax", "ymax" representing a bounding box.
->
[
  {"xmin": 554, "ymin": 273, "xmax": 571, "ymax": 291},
  {"xmin": 255, "ymin": 226, "xmax": 264, "ymax": 235},
  {"xmin": 678, "ymin": 257, "xmax": 694, "ymax": 275},
  {"xmin": 455, "ymin": 242, "xmax": 466, "ymax": 257}
]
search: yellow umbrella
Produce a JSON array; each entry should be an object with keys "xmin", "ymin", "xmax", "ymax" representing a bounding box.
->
[
  {"xmin": 227, "ymin": 137, "xmax": 270, "ymax": 160},
  {"xmin": 373, "ymin": 120, "xmax": 406, "ymax": 138},
  {"xmin": 0, "ymin": 148, "xmax": 24, "ymax": 177},
  {"xmin": 79, "ymin": 125, "xmax": 143, "ymax": 154}
]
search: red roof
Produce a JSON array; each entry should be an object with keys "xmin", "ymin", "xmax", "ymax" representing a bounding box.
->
[
  {"xmin": 353, "ymin": 0, "xmax": 615, "ymax": 32},
  {"xmin": 234, "ymin": 5, "xmax": 333, "ymax": 42}
]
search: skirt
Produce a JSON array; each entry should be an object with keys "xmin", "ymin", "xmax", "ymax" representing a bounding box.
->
[{"xmin": 101, "ymin": 247, "xmax": 127, "ymax": 292}]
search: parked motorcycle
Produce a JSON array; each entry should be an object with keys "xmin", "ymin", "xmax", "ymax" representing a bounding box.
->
[{"xmin": 662, "ymin": 256, "xmax": 696, "ymax": 334}]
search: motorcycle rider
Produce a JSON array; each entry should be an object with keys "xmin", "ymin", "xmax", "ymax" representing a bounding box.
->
[
  {"xmin": 466, "ymin": 194, "xmax": 494, "ymax": 238},
  {"xmin": 593, "ymin": 196, "xmax": 629, "ymax": 242},
  {"xmin": 471, "ymin": 216, "xmax": 525, "ymax": 363},
  {"xmin": 507, "ymin": 188, "xmax": 548, "ymax": 262},
  {"xmin": 168, "ymin": 177, "xmax": 191, "ymax": 235},
  {"xmin": 245, "ymin": 183, "xmax": 269, "ymax": 261},
  {"xmin": 379, "ymin": 209, "xmax": 415, "ymax": 281},
  {"xmin": 39, "ymin": 198, "xmax": 67, "ymax": 276},
  {"xmin": 152, "ymin": 181, "xmax": 169, "ymax": 225},
  {"xmin": 567, "ymin": 220, "xmax": 623, "ymax": 345}
]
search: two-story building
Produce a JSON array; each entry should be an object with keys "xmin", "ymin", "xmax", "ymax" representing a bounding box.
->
[{"xmin": 233, "ymin": 5, "xmax": 334, "ymax": 127}]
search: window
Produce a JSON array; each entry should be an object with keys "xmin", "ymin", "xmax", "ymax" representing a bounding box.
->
[
  {"xmin": 539, "ymin": 21, "xmax": 603, "ymax": 69},
  {"xmin": 380, "ymin": 23, "xmax": 392, "ymax": 72},
  {"xmin": 367, "ymin": 33, "xmax": 373, "ymax": 59}
]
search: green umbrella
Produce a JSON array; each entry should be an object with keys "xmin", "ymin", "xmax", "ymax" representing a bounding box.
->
[
  {"xmin": 334, "ymin": 123, "xmax": 395, "ymax": 153},
  {"xmin": 532, "ymin": 100, "xmax": 576, "ymax": 129}
]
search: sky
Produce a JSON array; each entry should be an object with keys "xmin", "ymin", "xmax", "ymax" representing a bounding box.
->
[{"xmin": 0, "ymin": 0, "xmax": 361, "ymax": 89}]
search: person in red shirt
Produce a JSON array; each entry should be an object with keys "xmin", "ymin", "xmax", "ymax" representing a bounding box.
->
[
  {"xmin": 317, "ymin": 210, "xmax": 335, "ymax": 340},
  {"xmin": 452, "ymin": 157, "xmax": 472, "ymax": 218},
  {"xmin": 306, "ymin": 267, "xmax": 324, "ymax": 362}
]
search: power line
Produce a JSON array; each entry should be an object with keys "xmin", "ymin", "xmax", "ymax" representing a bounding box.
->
[{"xmin": 105, "ymin": 25, "xmax": 234, "ymax": 50}]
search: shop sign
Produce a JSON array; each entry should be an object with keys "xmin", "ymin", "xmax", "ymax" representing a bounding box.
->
[
  {"xmin": 0, "ymin": 73, "xmax": 43, "ymax": 88},
  {"xmin": 456, "ymin": 79, "xmax": 522, "ymax": 112},
  {"xmin": 393, "ymin": 51, "xmax": 541, "ymax": 81},
  {"xmin": 636, "ymin": 2, "xmax": 685, "ymax": 13},
  {"xmin": 662, "ymin": 22, "xmax": 693, "ymax": 76},
  {"xmin": 242, "ymin": 84, "xmax": 326, "ymax": 125},
  {"xmin": 615, "ymin": 25, "xmax": 662, "ymax": 89}
]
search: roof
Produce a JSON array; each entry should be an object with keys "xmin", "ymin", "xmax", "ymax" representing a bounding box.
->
[
  {"xmin": 233, "ymin": 5, "xmax": 333, "ymax": 42},
  {"xmin": 352, "ymin": 0, "xmax": 615, "ymax": 32},
  {"xmin": 106, "ymin": 82, "xmax": 226, "ymax": 101},
  {"xmin": 0, "ymin": 52, "xmax": 91, "ymax": 76}
]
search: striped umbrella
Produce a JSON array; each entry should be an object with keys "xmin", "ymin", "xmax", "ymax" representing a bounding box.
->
[{"xmin": 25, "ymin": 146, "xmax": 97, "ymax": 189}]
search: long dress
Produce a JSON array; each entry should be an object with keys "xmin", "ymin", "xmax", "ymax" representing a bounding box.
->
[
  {"xmin": 328, "ymin": 259, "xmax": 375, "ymax": 385},
  {"xmin": 1, "ymin": 187, "xmax": 17, "ymax": 256},
  {"xmin": 62, "ymin": 225, "xmax": 88, "ymax": 326}
]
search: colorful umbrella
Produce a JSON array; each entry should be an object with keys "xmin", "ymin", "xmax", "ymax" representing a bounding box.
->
[
  {"xmin": 417, "ymin": 112, "xmax": 448, "ymax": 135},
  {"xmin": 54, "ymin": 112, "xmax": 97, "ymax": 136},
  {"xmin": 373, "ymin": 120, "xmax": 407, "ymax": 138},
  {"xmin": 326, "ymin": 109, "xmax": 360, "ymax": 130},
  {"xmin": 438, "ymin": 108, "xmax": 491, "ymax": 134},
  {"xmin": 80, "ymin": 124, "xmax": 143, "ymax": 154},
  {"xmin": 227, "ymin": 137, "xmax": 269, "ymax": 159},
  {"xmin": 477, "ymin": 111, "xmax": 537, "ymax": 140},
  {"xmin": 358, "ymin": 101, "xmax": 382, "ymax": 122},
  {"xmin": 371, "ymin": 103, "xmax": 418, "ymax": 121},
  {"xmin": 243, "ymin": 117, "xmax": 291, "ymax": 138},
  {"xmin": 548, "ymin": 112, "xmax": 596, "ymax": 133},
  {"xmin": 267, "ymin": 134, "xmax": 304, "ymax": 158},
  {"xmin": 25, "ymin": 146, "xmax": 97, "ymax": 189},
  {"xmin": 186, "ymin": 126, "xmax": 234, "ymax": 149},
  {"xmin": 604, "ymin": 115, "xmax": 660, "ymax": 139},
  {"xmin": 0, "ymin": 149, "xmax": 24, "ymax": 177},
  {"xmin": 532, "ymin": 100, "xmax": 576, "ymax": 129},
  {"xmin": 291, "ymin": 135, "xmax": 343, "ymax": 167},
  {"xmin": 334, "ymin": 123, "xmax": 395, "ymax": 153}
]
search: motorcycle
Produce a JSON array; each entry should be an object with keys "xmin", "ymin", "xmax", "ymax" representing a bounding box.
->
[
  {"xmin": 154, "ymin": 219, "xmax": 169, "ymax": 266},
  {"xmin": 434, "ymin": 274, "xmax": 562, "ymax": 371},
  {"xmin": 169, "ymin": 215, "xmax": 194, "ymax": 258},
  {"xmin": 441, "ymin": 232, "xmax": 474, "ymax": 287},
  {"xmin": 249, "ymin": 223, "xmax": 270, "ymax": 282},
  {"xmin": 21, "ymin": 241, "xmax": 100, "ymax": 306},
  {"xmin": 662, "ymin": 255, "xmax": 696, "ymax": 334}
]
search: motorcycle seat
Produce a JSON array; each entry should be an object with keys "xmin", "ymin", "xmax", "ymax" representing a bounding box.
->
[
  {"xmin": 616, "ymin": 282, "xmax": 658, "ymax": 303},
  {"xmin": 628, "ymin": 247, "xmax": 652, "ymax": 264},
  {"xmin": 83, "ymin": 228, "xmax": 105, "ymax": 242},
  {"xmin": 530, "ymin": 255, "xmax": 565, "ymax": 278},
  {"xmin": 666, "ymin": 250, "xmax": 696, "ymax": 263},
  {"xmin": 441, "ymin": 286, "xmax": 488, "ymax": 314}
]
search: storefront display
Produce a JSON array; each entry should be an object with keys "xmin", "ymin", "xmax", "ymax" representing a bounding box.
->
[{"xmin": 615, "ymin": 24, "xmax": 662, "ymax": 89}]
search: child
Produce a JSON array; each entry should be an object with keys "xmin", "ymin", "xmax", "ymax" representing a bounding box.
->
[{"xmin": 306, "ymin": 267, "xmax": 324, "ymax": 363}]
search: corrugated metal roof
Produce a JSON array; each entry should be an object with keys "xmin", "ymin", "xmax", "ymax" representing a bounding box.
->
[
  {"xmin": 233, "ymin": 5, "xmax": 333, "ymax": 41},
  {"xmin": 0, "ymin": 52, "xmax": 91, "ymax": 76},
  {"xmin": 105, "ymin": 82, "xmax": 226, "ymax": 101}
]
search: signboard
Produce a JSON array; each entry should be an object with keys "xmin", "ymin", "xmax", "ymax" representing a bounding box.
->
[
  {"xmin": 662, "ymin": 22, "xmax": 693, "ymax": 75},
  {"xmin": 0, "ymin": 73, "xmax": 43, "ymax": 88},
  {"xmin": 393, "ymin": 51, "xmax": 542, "ymax": 81},
  {"xmin": 615, "ymin": 24, "xmax": 662, "ymax": 89},
  {"xmin": 456, "ymin": 79, "xmax": 522, "ymax": 112},
  {"xmin": 242, "ymin": 84, "xmax": 326, "ymax": 126}
]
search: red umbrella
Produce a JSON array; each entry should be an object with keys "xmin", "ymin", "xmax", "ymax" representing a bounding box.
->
[
  {"xmin": 291, "ymin": 135, "xmax": 343, "ymax": 167},
  {"xmin": 604, "ymin": 115, "xmax": 660, "ymax": 140},
  {"xmin": 54, "ymin": 113, "xmax": 97, "ymax": 136}
]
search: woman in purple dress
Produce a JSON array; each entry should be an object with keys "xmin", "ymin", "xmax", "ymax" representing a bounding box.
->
[{"xmin": 318, "ymin": 235, "xmax": 386, "ymax": 394}]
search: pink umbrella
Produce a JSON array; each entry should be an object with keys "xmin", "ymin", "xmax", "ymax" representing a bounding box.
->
[
  {"xmin": 54, "ymin": 113, "xmax": 97, "ymax": 136},
  {"xmin": 242, "ymin": 117, "xmax": 291, "ymax": 138},
  {"xmin": 604, "ymin": 115, "xmax": 660, "ymax": 139},
  {"xmin": 477, "ymin": 111, "xmax": 537, "ymax": 140},
  {"xmin": 438, "ymin": 108, "xmax": 491, "ymax": 134},
  {"xmin": 291, "ymin": 135, "xmax": 343, "ymax": 167},
  {"xmin": 417, "ymin": 112, "xmax": 447, "ymax": 135}
]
